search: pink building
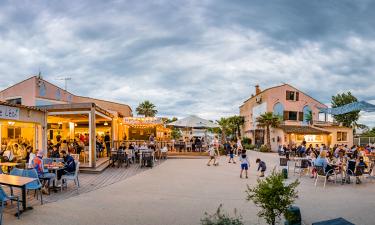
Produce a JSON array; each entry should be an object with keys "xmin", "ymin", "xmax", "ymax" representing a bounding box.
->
[
  {"xmin": 0, "ymin": 76, "xmax": 133, "ymax": 170},
  {"xmin": 240, "ymin": 84, "xmax": 353, "ymax": 151}
]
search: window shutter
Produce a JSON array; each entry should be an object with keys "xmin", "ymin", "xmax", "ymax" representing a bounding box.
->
[
  {"xmin": 286, "ymin": 91, "xmax": 289, "ymax": 100},
  {"xmin": 299, "ymin": 112, "xmax": 304, "ymax": 121},
  {"xmin": 296, "ymin": 92, "xmax": 299, "ymax": 101},
  {"xmin": 283, "ymin": 111, "xmax": 289, "ymax": 120}
]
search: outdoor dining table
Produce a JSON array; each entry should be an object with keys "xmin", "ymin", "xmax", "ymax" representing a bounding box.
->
[
  {"xmin": 0, "ymin": 162, "xmax": 20, "ymax": 173},
  {"xmin": 0, "ymin": 174, "xmax": 36, "ymax": 217},
  {"xmin": 45, "ymin": 164, "xmax": 65, "ymax": 192}
]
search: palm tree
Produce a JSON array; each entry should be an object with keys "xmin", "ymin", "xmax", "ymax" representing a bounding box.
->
[
  {"xmin": 136, "ymin": 100, "xmax": 158, "ymax": 117},
  {"xmin": 256, "ymin": 112, "xmax": 281, "ymax": 150},
  {"xmin": 228, "ymin": 115, "xmax": 245, "ymax": 139},
  {"xmin": 217, "ymin": 117, "xmax": 232, "ymax": 143}
]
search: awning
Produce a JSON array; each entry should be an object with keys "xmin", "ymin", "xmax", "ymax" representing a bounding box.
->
[
  {"xmin": 278, "ymin": 125, "xmax": 330, "ymax": 134},
  {"xmin": 167, "ymin": 115, "xmax": 219, "ymax": 129},
  {"xmin": 319, "ymin": 101, "xmax": 375, "ymax": 115}
]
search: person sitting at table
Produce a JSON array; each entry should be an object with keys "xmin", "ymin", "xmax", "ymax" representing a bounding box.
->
[
  {"xmin": 57, "ymin": 150, "xmax": 76, "ymax": 181},
  {"xmin": 25, "ymin": 146, "xmax": 33, "ymax": 163},
  {"xmin": 355, "ymin": 156, "xmax": 368, "ymax": 184},
  {"xmin": 51, "ymin": 146, "xmax": 60, "ymax": 158},
  {"xmin": 2, "ymin": 147, "xmax": 15, "ymax": 162},
  {"xmin": 119, "ymin": 143, "xmax": 126, "ymax": 151},
  {"xmin": 315, "ymin": 150, "xmax": 334, "ymax": 176},
  {"xmin": 32, "ymin": 151, "xmax": 56, "ymax": 194}
]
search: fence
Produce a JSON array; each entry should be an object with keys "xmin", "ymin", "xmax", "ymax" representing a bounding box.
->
[{"xmin": 354, "ymin": 137, "xmax": 375, "ymax": 146}]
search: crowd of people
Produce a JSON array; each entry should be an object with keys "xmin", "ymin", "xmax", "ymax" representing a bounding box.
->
[
  {"xmin": 205, "ymin": 136, "xmax": 267, "ymax": 179},
  {"xmin": 278, "ymin": 141, "xmax": 374, "ymax": 184}
]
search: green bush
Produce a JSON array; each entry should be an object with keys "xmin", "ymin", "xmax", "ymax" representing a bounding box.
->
[
  {"xmin": 241, "ymin": 137, "xmax": 251, "ymax": 145},
  {"xmin": 201, "ymin": 204, "xmax": 244, "ymax": 225},
  {"xmin": 243, "ymin": 144, "xmax": 256, "ymax": 150},
  {"xmin": 259, "ymin": 145, "xmax": 270, "ymax": 152},
  {"xmin": 246, "ymin": 170, "xmax": 300, "ymax": 225}
]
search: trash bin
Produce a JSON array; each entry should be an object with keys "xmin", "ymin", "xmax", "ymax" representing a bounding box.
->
[
  {"xmin": 282, "ymin": 168, "xmax": 288, "ymax": 179},
  {"xmin": 284, "ymin": 206, "xmax": 301, "ymax": 225}
]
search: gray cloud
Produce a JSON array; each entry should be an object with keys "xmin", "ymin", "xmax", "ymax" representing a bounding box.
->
[{"xmin": 1, "ymin": 0, "xmax": 375, "ymax": 125}]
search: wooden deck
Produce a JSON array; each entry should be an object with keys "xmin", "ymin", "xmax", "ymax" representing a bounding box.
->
[{"xmin": 1, "ymin": 160, "xmax": 165, "ymax": 215}]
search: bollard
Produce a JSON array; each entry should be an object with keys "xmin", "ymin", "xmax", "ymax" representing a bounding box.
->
[{"xmin": 284, "ymin": 206, "xmax": 301, "ymax": 225}]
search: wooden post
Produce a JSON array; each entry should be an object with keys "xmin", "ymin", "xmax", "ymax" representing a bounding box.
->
[{"xmin": 89, "ymin": 108, "xmax": 96, "ymax": 168}]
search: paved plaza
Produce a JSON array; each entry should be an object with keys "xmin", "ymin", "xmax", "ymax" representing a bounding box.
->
[{"xmin": 4, "ymin": 151, "xmax": 375, "ymax": 225}]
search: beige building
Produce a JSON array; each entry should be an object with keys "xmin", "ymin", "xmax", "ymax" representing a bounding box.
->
[
  {"xmin": 0, "ymin": 76, "xmax": 133, "ymax": 169},
  {"xmin": 240, "ymin": 84, "xmax": 353, "ymax": 151}
]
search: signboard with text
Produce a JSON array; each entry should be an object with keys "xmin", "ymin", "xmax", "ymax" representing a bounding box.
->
[{"xmin": 0, "ymin": 105, "xmax": 20, "ymax": 120}]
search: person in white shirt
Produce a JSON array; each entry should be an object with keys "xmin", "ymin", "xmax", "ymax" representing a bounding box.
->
[
  {"xmin": 207, "ymin": 146, "xmax": 217, "ymax": 166},
  {"xmin": 3, "ymin": 148, "xmax": 14, "ymax": 161}
]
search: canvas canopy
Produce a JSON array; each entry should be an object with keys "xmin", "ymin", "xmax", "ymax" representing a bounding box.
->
[
  {"xmin": 167, "ymin": 115, "xmax": 219, "ymax": 129},
  {"xmin": 319, "ymin": 101, "xmax": 375, "ymax": 115}
]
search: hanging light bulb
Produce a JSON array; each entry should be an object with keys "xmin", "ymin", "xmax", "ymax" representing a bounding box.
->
[{"xmin": 104, "ymin": 122, "xmax": 108, "ymax": 126}]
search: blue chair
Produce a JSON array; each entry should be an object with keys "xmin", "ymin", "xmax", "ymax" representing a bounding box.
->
[
  {"xmin": 24, "ymin": 169, "xmax": 43, "ymax": 205},
  {"xmin": 0, "ymin": 186, "xmax": 20, "ymax": 224},
  {"xmin": 9, "ymin": 168, "xmax": 24, "ymax": 196}
]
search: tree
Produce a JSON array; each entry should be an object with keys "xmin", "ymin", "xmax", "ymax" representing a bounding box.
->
[
  {"xmin": 256, "ymin": 112, "xmax": 281, "ymax": 150},
  {"xmin": 136, "ymin": 100, "xmax": 158, "ymax": 117},
  {"xmin": 217, "ymin": 117, "xmax": 234, "ymax": 143},
  {"xmin": 228, "ymin": 116, "xmax": 245, "ymax": 139},
  {"xmin": 171, "ymin": 127, "xmax": 182, "ymax": 140},
  {"xmin": 331, "ymin": 92, "xmax": 360, "ymax": 127},
  {"xmin": 305, "ymin": 110, "xmax": 313, "ymax": 125},
  {"xmin": 162, "ymin": 117, "xmax": 178, "ymax": 124},
  {"xmin": 246, "ymin": 170, "xmax": 300, "ymax": 225}
]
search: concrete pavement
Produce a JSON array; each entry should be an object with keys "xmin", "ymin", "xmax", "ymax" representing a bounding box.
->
[{"xmin": 5, "ymin": 151, "xmax": 375, "ymax": 225}]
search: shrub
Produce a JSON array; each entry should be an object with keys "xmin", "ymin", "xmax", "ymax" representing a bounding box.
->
[
  {"xmin": 246, "ymin": 170, "xmax": 300, "ymax": 225},
  {"xmin": 259, "ymin": 145, "xmax": 270, "ymax": 152},
  {"xmin": 201, "ymin": 204, "xmax": 244, "ymax": 225},
  {"xmin": 243, "ymin": 144, "xmax": 256, "ymax": 150},
  {"xmin": 242, "ymin": 137, "xmax": 252, "ymax": 145}
]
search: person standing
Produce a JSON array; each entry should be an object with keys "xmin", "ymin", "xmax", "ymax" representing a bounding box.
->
[
  {"xmin": 236, "ymin": 138, "xmax": 243, "ymax": 156},
  {"xmin": 104, "ymin": 132, "xmax": 111, "ymax": 157},
  {"xmin": 239, "ymin": 150, "xmax": 250, "ymax": 178}
]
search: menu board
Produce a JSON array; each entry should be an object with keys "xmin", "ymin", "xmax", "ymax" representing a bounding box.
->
[{"xmin": 0, "ymin": 105, "xmax": 20, "ymax": 120}]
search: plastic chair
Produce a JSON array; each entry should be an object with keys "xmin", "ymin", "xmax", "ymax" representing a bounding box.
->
[
  {"xmin": 24, "ymin": 169, "xmax": 43, "ymax": 205},
  {"xmin": 160, "ymin": 147, "xmax": 168, "ymax": 160},
  {"xmin": 0, "ymin": 186, "xmax": 20, "ymax": 223},
  {"xmin": 9, "ymin": 168, "xmax": 24, "ymax": 196},
  {"xmin": 314, "ymin": 166, "xmax": 334, "ymax": 188},
  {"xmin": 61, "ymin": 162, "xmax": 80, "ymax": 191}
]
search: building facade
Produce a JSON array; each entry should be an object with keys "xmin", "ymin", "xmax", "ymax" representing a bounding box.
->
[
  {"xmin": 0, "ymin": 76, "xmax": 133, "ymax": 168},
  {"xmin": 240, "ymin": 84, "xmax": 353, "ymax": 151}
]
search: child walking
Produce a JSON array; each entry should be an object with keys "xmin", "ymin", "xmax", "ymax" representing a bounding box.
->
[
  {"xmin": 239, "ymin": 150, "xmax": 249, "ymax": 178},
  {"xmin": 256, "ymin": 158, "xmax": 267, "ymax": 177},
  {"xmin": 228, "ymin": 141, "xmax": 236, "ymax": 164},
  {"xmin": 207, "ymin": 146, "xmax": 217, "ymax": 166}
]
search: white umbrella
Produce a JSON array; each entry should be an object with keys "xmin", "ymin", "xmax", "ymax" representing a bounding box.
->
[{"xmin": 167, "ymin": 115, "xmax": 219, "ymax": 129}]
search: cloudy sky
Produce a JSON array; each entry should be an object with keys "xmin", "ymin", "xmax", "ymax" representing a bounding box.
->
[{"xmin": 1, "ymin": 0, "xmax": 375, "ymax": 125}]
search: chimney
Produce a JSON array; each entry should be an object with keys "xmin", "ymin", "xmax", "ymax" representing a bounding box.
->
[{"xmin": 255, "ymin": 84, "xmax": 261, "ymax": 95}]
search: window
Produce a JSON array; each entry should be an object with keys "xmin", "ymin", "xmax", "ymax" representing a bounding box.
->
[
  {"xmin": 286, "ymin": 91, "xmax": 299, "ymax": 101},
  {"xmin": 337, "ymin": 132, "xmax": 348, "ymax": 142},
  {"xmin": 6, "ymin": 98, "xmax": 22, "ymax": 105},
  {"xmin": 283, "ymin": 111, "xmax": 298, "ymax": 121}
]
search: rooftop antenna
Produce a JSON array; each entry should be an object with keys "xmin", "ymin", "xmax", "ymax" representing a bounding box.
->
[{"xmin": 57, "ymin": 77, "xmax": 72, "ymax": 91}]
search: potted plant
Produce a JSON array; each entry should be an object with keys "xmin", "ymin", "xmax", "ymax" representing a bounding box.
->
[{"xmin": 246, "ymin": 170, "xmax": 300, "ymax": 225}]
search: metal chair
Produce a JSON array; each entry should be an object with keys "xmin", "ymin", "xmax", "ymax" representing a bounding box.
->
[
  {"xmin": 24, "ymin": 169, "xmax": 43, "ymax": 205},
  {"xmin": 314, "ymin": 166, "xmax": 335, "ymax": 188},
  {"xmin": 61, "ymin": 162, "xmax": 80, "ymax": 191},
  {"xmin": 279, "ymin": 158, "xmax": 289, "ymax": 171},
  {"xmin": 0, "ymin": 186, "xmax": 20, "ymax": 224}
]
